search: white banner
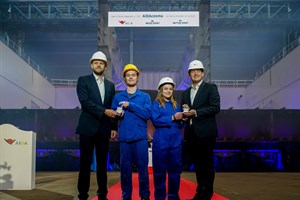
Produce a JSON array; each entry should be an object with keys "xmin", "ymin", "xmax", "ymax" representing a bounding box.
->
[{"xmin": 108, "ymin": 11, "xmax": 199, "ymax": 27}]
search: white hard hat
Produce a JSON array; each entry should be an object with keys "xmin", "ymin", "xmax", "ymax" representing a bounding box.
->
[
  {"xmin": 90, "ymin": 51, "xmax": 107, "ymax": 64},
  {"xmin": 188, "ymin": 60, "xmax": 205, "ymax": 71},
  {"xmin": 157, "ymin": 77, "xmax": 175, "ymax": 90}
]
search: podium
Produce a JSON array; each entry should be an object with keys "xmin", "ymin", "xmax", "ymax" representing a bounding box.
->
[{"xmin": 0, "ymin": 124, "xmax": 36, "ymax": 190}]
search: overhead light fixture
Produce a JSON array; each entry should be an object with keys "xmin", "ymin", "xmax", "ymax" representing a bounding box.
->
[{"xmin": 288, "ymin": 4, "xmax": 291, "ymax": 12}]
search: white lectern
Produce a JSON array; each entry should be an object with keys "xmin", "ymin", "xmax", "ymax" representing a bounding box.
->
[{"xmin": 0, "ymin": 124, "xmax": 36, "ymax": 190}]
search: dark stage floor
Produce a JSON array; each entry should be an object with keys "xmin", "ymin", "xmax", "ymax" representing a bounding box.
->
[{"xmin": 1, "ymin": 172, "xmax": 300, "ymax": 200}]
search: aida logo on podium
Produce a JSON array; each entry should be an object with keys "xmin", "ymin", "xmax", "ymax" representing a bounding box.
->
[
  {"xmin": 4, "ymin": 138, "xmax": 28, "ymax": 145},
  {"xmin": 4, "ymin": 138, "xmax": 15, "ymax": 145}
]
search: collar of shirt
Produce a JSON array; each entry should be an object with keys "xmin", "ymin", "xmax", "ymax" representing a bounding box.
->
[
  {"xmin": 191, "ymin": 80, "xmax": 203, "ymax": 90},
  {"xmin": 93, "ymin": 73, "xmax": 104, "ymax": 84},
  {"xmin": 120, "ymin": 88, "xmax": 141, "ymax": 98}
]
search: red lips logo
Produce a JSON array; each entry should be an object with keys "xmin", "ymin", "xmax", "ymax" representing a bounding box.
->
[
  {"xmin": 4, "ymin": 139, "xmax": 16, "ymax": 145},
  {"xmin": 119, "ymin": 20, "xmax": 125, "ymax": 24}
]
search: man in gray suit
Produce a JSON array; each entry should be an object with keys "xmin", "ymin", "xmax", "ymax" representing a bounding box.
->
[
  {"xmin": 76, "ymin": 51, "xmax": 118, "ymax": 200},
  {"xmin": 181, "ymin": 60, "xmax": 220, "ymax": 200}
]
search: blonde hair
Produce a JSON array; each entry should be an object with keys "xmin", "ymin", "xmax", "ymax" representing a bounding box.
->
[{"xmin": 155, "ymin": 84, "xmax": 177, "ymax": 109}]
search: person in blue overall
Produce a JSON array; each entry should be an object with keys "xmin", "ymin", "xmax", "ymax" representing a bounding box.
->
[
  {"xmin": 111, "ymin": 64, "xmax": 151, "ymax": 200},
  {"xmin": 151, "ymin": 77, "xmax": 184, "ymax": 200}
]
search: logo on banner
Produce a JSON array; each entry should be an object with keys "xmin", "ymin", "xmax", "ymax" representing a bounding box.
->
[
  {"xmin": 142, "ymin": 14, "xmax": 163, "ymax": 18},
  {"xmin": 145, "ymin": 20, "xmax": 160, "ymax": 25},
  {"xmin": 109, "ymin": 11, "xmax": 199, "ymax": 27},
  {"xmin": 173, "ymin": 20, "xmax": 188, "ymax": 25},
  {"xmin": 119, "ymin": 20, "xmax": 133, "ymax": 25},
  {"xmin": 4, "ymin": 138, "xmax": 28, "ymax": 145}
]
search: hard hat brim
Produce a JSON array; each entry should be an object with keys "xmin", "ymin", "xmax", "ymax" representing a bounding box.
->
[{"xmin": 90, "ymin": 59, "xmax": 107, "ymax": 64}]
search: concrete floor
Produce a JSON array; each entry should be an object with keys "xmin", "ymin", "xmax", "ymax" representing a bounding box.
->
[{"xmin": 1, "ymin": 172, "xmax": 300, "ymax": 200}]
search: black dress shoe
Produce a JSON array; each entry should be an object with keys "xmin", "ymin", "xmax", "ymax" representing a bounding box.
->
[
  {"xmin": 191, "ymin": 193, "xmax": 212, "ymax": 200},
  {"xmin": 141, "ymin": 197, "xmax": 150, "ymax": 200},
  {"xmin": 122, "ymin": 198, "xmax": 131, "ymax": 200},
  {"xmin": 202, "ymin": 195, "xmax": 213, "ymax": 200},
  {"xmin": 191, "ymin": 193, "xmax": 202, "ymax": 200}
]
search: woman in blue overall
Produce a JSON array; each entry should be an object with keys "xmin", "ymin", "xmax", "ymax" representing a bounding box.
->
[
  {"xmin": 111, "ymin": 64, "xmax": 151, "ymax": 200},
  {"xmin": 151, "ymin": 77, "xmax": 184, "ymax": 200}
]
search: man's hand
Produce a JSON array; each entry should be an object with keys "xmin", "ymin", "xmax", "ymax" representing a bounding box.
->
[
  {"xmin": 111, "ymin": 130, "xmax": 118, "ymax": 140},
  {"xmin": 182, "ymin": 104, "xmax": 190, "ymax": 112},
  {"xmin": 183, "ymin": 109, "xmax": 197, "ymax": 117},
  {"xmin": 104, "ymin": 109, "xmax": 119, "ymax": 118}
]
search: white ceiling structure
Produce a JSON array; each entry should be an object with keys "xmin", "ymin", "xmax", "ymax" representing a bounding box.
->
[{"xmin": 1, "ymin": 0, "xmax": 300, "ymax": 88}]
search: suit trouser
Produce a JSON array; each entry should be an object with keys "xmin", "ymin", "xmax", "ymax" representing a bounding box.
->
[
  {"xmin": 186, "ymin": 127, "xmax": 216, "ymax": 199},
  {"xmin": 77, "ymin": 133, "xmax": 110, "ymax": 200}
]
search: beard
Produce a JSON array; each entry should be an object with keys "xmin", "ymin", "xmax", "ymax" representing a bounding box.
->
[{"xmin": 93, "ymin": 69, "xmax": 105, "ymax": 76}]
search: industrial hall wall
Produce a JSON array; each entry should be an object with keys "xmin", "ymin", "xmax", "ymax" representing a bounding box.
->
[{"xmin": 0, "ymin": 109, "xmax": 299, "ymax": 172}]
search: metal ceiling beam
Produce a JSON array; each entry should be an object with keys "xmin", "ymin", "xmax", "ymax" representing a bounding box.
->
[
  {"xmin": 0, "ymin": 0, "xmax": 99, "ymax": 22},
  {"xmin": 108, "ymin": 0, "xmax": 202, "ymax": 11},
  {"xmin": 211, "ymin": 1, "xmax": 300, "ymax": 20},
  {"xmin": 1, "ymin": 0, "xmax": 299, "ymax": 22}
]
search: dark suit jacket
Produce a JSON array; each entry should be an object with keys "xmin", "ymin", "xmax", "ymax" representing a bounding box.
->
[
  {"xmin": 181, "ymin": 81, "xmax": 220, "ymax": 139},
  {"xmin": 76, "ymin": 74, "xmax": 115, "ymax": 136}
]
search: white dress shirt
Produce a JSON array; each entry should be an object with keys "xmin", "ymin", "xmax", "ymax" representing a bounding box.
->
[
  {"xmin": 190, "ymin": 81, "xmax": 202, "ymax": 124},
  {"xmin": 93, "ymin": 73, "xmax": 105, "ymax": 103},
  {"xmin": 190, "ymin": 81, "xmax": 202, "ymax": 106}
]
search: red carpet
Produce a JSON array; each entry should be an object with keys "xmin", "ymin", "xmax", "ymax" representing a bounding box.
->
[{"xmin": 92, "ymin": 173, "xmax": 229, "ymax": 200}]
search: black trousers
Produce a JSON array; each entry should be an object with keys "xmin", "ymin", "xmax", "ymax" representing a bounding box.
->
[
  {"xmin": 77, "ymin": 133, "xmax": 110, "ymax": 200},
  {"xmin": 186, "ymin": 126, "xmax": 216, "ymax": 199}
]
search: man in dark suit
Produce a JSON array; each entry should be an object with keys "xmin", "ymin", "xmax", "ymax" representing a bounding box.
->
[
  {"xmin": 76, "ymin": 51, "xmax": 119, "ymax": 200},
  {"xmin": 181, "ymin": 60, "xmax": 220, "ymax": 200}
]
